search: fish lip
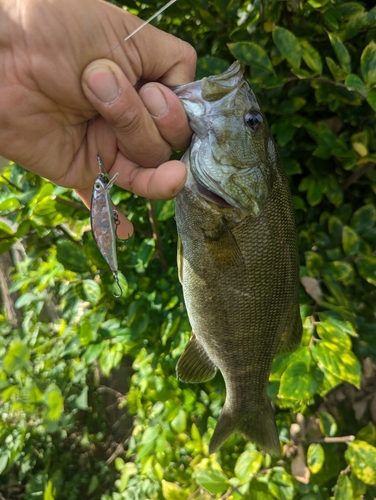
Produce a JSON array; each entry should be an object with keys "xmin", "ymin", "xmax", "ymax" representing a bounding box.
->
[{"xmin": 194, "ymin": 178, "xmax": 233, "ymax": 209}]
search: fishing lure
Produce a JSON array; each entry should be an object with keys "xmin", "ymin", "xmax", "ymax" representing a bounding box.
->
[
  {"xmin": 91, "ymin": 155, "xmax": 122, "ymax": 297},
  {"xmin": 90, "ymin": 0, "xmax": 178, "ymax": 296}
]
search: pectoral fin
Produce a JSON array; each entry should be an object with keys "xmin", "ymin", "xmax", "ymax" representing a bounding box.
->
[
  {"xmin": 177, "ymin": 334, "xmax": 217, "ymax": 383},
  {"xmin": 203, "ymin": 219, "xmax": 244, "ymax": 268}
]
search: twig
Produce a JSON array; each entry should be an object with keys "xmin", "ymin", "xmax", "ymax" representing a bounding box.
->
[
  {"xmin": 342, "ymin": 162, "xmax": 374, "ymax": 189},
  {"xmin": 98, "ymin": 385, "xmax": 126, "ymax": 401},
  {"xmin": 219, "ymin": 485, "xmax": 241, "ymax": 499},
  {"xmin": 106, "ymin": 441, "xmax": 125, "ymax": 464},
  {"xmin": 187, "ymin": 488, "xmax": 203, "ymax": 500},
  {"xmin": 1, "ymin": 174, "xmax": 23, "ymax": 192},
  {"xmin": 147, "ymin": 199, "xmax": 168, "ymax": 272},
  {"xmin": 321, "ymin": 435, "xmax": 355, "ymax": 443},
  {"xmin": 56, "ymin": 224, "xmax": 79, "ymax": 243},
  {"xmin": 55, "ymin": 196, "xmax": 88, "ymax": 211}
]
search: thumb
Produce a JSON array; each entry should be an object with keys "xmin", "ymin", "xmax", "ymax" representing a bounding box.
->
[{"xmin": 81, "ymin": 59, "xmax": 171, "ymax": 167}]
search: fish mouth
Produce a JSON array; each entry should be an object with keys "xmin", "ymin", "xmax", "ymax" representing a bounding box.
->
[{"xmin": 195, "ymin": 179, "xmax": 233, "ymax": 209}]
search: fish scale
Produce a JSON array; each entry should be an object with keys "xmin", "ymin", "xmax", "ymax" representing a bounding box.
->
[{"xmin": 174, "ymin": 61, "xmax": 302, "ymax": 455}]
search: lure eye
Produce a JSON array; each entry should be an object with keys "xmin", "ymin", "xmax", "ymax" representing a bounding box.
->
[
  {"xmin": 245, "ymin": 111, "xmax": 263, "ymax": 132},
  {"xmin": 95, "ymin": 182, "xmax": 101, "ymax": 190}
]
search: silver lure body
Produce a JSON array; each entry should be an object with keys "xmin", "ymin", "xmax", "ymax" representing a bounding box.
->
[{"xmin": 90, "ymin": 171, "xmax": 119, "ymax": 276}]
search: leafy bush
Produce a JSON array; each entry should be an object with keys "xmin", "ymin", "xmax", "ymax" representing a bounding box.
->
[{"xmin": 1, "ymin": 0, "xmax": 376, "ymax": 499}]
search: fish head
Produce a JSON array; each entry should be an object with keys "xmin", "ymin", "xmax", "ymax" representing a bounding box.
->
[{"xmin": 174, "ymin": 61, "xmax": 279, "ymax": 216}]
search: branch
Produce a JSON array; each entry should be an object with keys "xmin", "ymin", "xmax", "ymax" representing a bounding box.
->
[
  {"xmin": 147, "ymin": 200, "xmax": 168, "ymax": 272},
  {"xmin": 342, "ymin": 162, "xmax": 374, "ymax": 189},
  {"xmin": 106, "ymin": 441, "xmax": 125, "ymax": 465},
  {"xmin": 54, "ymin": 196, "xmax": 88, "ymax": 211},
  {"xmin": 321, "ymin": 435, "xmax": 355, "ymax": 444},
  {"xmin": 219, "ymin": 485, "xmax": 241, "ymax": 499}
]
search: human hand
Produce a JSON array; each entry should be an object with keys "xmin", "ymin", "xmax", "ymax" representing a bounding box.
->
[{"xmin": 0, "ymin": 0, "xmax": 196, "ymax": 237}]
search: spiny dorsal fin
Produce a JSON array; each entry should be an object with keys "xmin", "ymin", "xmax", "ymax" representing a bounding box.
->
[{"xmin": 177, "ymin": 334, "xmax": 217, "ymax": 383}]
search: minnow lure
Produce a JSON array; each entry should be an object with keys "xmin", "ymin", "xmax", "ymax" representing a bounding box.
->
[
  {"xmin": 90, "ymin": 0, "xmax": 178, "ymax": 296},
  {"xmin": 91, "ymin": 155, "xmax": 122, "ymax": 297}
]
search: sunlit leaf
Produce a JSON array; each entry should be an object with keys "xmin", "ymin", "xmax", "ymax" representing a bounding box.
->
[
  {"xmin": 228, "ymin": 42, "xmax": 274, "ymax": 73},
  {"xmin": 307, "ymin": 443, "xmax": 325, "ymax": 474},
  {"xmin": 193, "ymin": 467, "xmax": 229, "ymax": 495},
  {"xmin": 345, "ymin": 440, "xmax": 376, "ymax": 485},
  {"xmin": 360, "ymin": 41, "xmax": 376, "ymax": 87},
  {"xmin": 273, "ymin": 27, "xmax": 301, "ymax": 68},
  {"xmin": 235, "ymin": 450, "xmax": 263, "ymax": 484}
]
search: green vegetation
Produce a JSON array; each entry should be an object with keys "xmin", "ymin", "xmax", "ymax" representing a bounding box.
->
[{"xmin": 1, "ymin": 0, "xmax": 376, "ymax": 498}]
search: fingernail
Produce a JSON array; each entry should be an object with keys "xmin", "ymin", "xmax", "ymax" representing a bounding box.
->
[
  {"xmin": 140, "ymin": 85, "xmax": 168, "ymax": 117},
  {"xmin": 84, "ymin": 64, "xmax": 120, "ymax": 104}
]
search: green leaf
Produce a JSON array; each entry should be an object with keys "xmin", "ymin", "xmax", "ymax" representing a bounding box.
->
[
  {"xmin": 195, "ymin": 56, "xmax": 230, "ymax": 80},
  {"xmin": 307, "ymin": 443, "xmax": 325, "ymax": 474},
  {"xmin": 0, "ymin": 197, "xmax": 21, "ymax": 211},
  {"xmin": 171, "ymin": 409, "xmax": 187, "ymax": 434},
  {"xmin": 193, "ymin": 468, "xmax": 229, "ymax": 495},
  {"xmin": 75, "ymin": 386, "xmax": 88, "ymax": 410},
  {"xmin": 345, "ymin": 74, "xmax": 368, "ymax": 97},
  {"xmin": 161, "ymin": 480, "xmax": 187, "ymax": 500},
  {"xmin": 316, "ymin": 321, "xmax": 352, "ymax": 350},
  {"xmin": 235, "ymin": 450, "xmax": 263, "ymax": 484},
  {"xmin": 74, "ymin": 279, "xmax": 101, "ymax": 305},
  {"xmin": 328, "ymin": 33, "xmax": 351, "ymax": 73},
  {"xmin": 279, "ymin": 362, "xmax": 318, "ymax": 400},
  {"xmin": 79, "ymin": 319, "xmax": 96, "ymax": 346},
  {"xmin": 0, "ymin": 453, "xmax": 9, "ymax": 475},
  {"xmin": 300, "ymin": 40, "xmax": 323, "ymax": 74},
  {"xmin": 360, "ymin": 41, "xmax": 376, "ymax": 87},
  {"xmin": 356, "ymin": 255, "xmax": 376, "ymax": 286},
  {"xmin": 228, "ymin": 42, "xmax": 274, "ymax": 74},
  {"xmin": 342, "ymin": 226, "xmax": 360, "ymax": 256},
  {"xmin": 351, "ymin": 204, "xmax": 376, "ymax": 234},
  {"xmin": 15, "ymin": 292, "xmax": 41, "ymax": 309},
  {"xmin": 318, "ymin": 411, "xmax": 337, "ymax": 437},
  {"xmin": 0, "ymin": 220, "xmax": 14, "ymax": 236},
  {"xmin": 334, "ymin": 474, "xmax": 353, "ymax": 500},
  {"xmin": 56, "ymin": 240, "xmax": 91, "ymax": 273},
  {"xmin": 312, "ymin": 342, "xmax": 361, "ymax": 387},
  {"xmin": 83, "ymin": 341, "xmax": 106, "ymax": 364},
  {"xmin": 4, "ymin": 340, "xmax": 30, "ymax": 373},
  {"xmin": 273, "ymin": 27, "xmax": 301, "ymax": 68},
  {"xmin": 322, "ymin": 261, "xmax": 354, "ymax": 281},
  {"xmin": 44, "ymin": 480, "xmax": 56, "ymax": 500},
  {"xmin": 268, "ymin": 468, "xmax": 294, "ymax": 500},
  {"xmin": 326, "ymin": 57, "xmax": 348, "ymax": 81},
  {"xmin": 366, "ymin": 88, "xmax": 376, "ymax": 111},
  {"xmin": 308, "ymin": 0, "xmax": 329, "ymax": 6},
  {"xmin": 307, "ymin": 178, "xmax": 327, "ymax": 206},
  {"xmin": 345, "ymin": 440, "xmax": 376, "ymax": 485},
  {"xmin": 44, "ymin": 385, "xmax": 64, "ymax": 421}
]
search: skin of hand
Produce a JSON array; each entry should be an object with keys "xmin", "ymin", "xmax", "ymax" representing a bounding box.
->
[{"xmin": 0, "ymin": 0, "xmax": 196, "ymax": 237}]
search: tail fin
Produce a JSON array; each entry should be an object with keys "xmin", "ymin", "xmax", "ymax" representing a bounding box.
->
[{"xmin": 209, "ymin": 402, "xmax": 280, "ymax": 456}]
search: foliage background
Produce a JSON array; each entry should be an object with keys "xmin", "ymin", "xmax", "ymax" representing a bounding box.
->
[{"xmin": 1, "ymin": 0, "xmax": 376, "ymax": 498}]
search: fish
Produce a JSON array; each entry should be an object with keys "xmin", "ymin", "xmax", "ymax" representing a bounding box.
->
[
  {"xmin": 90, "ymin": 155, "xmax": 122, "ymax": 297},
  {"xmin": 173, "ymin": 61, "xmax": 302, "ymax": 455}
]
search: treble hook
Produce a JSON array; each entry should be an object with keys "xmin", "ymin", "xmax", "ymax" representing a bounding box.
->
[{"xmin": 112, "ymin": 271, "xmax": 123, "ymax": 298}]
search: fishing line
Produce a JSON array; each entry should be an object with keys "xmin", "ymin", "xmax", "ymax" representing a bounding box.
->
[{"xmin": 104, "ymin": 0, "xmax": 178, "ymax": 58}]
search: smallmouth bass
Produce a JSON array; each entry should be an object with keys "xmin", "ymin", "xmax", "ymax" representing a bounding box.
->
[{"xmin": 174, "ymin": 62, "xmax": 302, "ymax": 455}]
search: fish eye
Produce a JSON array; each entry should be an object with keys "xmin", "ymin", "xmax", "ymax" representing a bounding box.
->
[
  {"xmin": 95, "ymin": 182, "xmax": 101, "ymax": 190},
  {"xmin": 245, "ymin": 111, "xmax": 263, "ymax": 132}
]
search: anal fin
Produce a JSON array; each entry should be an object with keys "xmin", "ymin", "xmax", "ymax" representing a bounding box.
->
[{"xmin": 177, "ymin": 334, "xmax": 217, "ymax": 383}]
